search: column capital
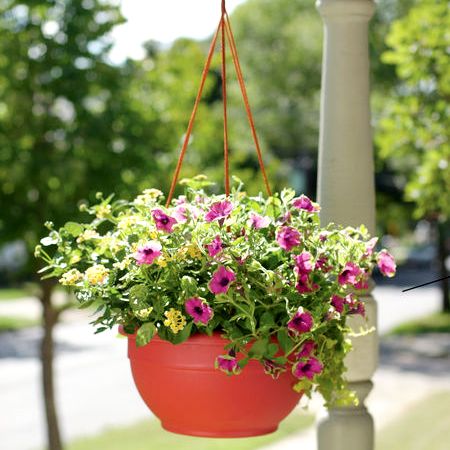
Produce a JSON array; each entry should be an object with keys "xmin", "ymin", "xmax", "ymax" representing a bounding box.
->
[{"xmin": 316, "ymin": 0, "xmax": 375, "ymax": 22}]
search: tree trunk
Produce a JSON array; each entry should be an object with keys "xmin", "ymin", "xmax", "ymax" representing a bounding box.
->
[
  {"xmin": 437, "ymin": 222, "xmax": 450, "ymax": 313},
  {"xmin": 40, "ymin": 279, "xmax": 63, "ymax": 450}
]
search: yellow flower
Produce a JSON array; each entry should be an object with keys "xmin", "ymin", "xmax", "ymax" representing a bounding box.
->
[
  {"xmin": 96, "ymin": 204, "xmax": 111, "ymax": 219},
  {"xmin": 60, "ymin": 269, "xmax": 82, "ymax": 286},
  {"xmin": 155, "ymin": 256, "xmax": 168, "ymax": 267},
  {"xmin": 85, "ymin": 264, "xmax": 109, "ymax": 285},
  {"xmin": 113, "ymin": 258, "xmax": 132, "ymax": 270},
  {"xmin": 77, "ymin": 229, "xmax": 100, "ymax": 243},
  {"xmin": 134, "ymin": 307, "xmax": 154, "ymax": 320},
  {"xmin": 117, "ymin": 215, "xmax": 140, "ymax": 230},
  {"xmin": 149, "ymin": 231, "xmax": 158, "ymax": 239},
  {"xmin": 134, "ymin": 188, "xmax": 164, "ymax": 206},
  {"xmin": 163, "ymin": 308, "xmax": 187, "ymax": 334},
  {"xmin": 186, "ymin": 243, "xmax": 202, "ymax": 259}
]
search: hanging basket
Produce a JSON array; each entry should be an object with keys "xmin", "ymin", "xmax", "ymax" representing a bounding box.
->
[{"xmin": 120, "ymin": 327, "xmax": 302, "ymax": 437}]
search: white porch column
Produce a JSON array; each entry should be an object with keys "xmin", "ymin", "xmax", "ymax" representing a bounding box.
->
[{"xmin": 315, "ymin": 1, "xmax": 377, "ymax": 450}]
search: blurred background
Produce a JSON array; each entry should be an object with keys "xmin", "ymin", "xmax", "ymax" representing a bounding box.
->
[{"xmin": 0, "ymin": 0, "xmax": 448, "ymax": 450}]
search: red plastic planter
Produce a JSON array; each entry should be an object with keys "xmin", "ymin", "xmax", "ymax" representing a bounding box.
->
[{"xmin": 120, "ymin": 328, "xmax": 302, "ymax": 437}]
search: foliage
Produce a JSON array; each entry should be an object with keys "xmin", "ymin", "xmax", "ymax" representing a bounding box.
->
[
  {"xmin": 67, "ymin": 410, "xmax": 314, "ymax": 450},
  {"xmin": 389, "ymin": 312, "xmax": 450, "ymax": 336},
  {"xmin": 0, "ymin": 0, "xmax": 169, "ymax": 264},
  {"xmin": 375, "ymin": 0, "xmax": 450, "ymax": 221},
  {"xmin": 0, "ymin": 315, "xmax": 39, "ymax": 331},
  {"xmin": 38, "ymin": 176, "xmax": 395, "ymax": 406}
]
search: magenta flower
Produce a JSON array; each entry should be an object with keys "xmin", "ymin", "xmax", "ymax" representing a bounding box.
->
[
  {"xmin": 216, "ymin": 355, "xmax": 240, "ymax": 374},
  {"xmin": 205, "ymin": 200, "xmax": 233, "ymax": 223},
  {"xmin": 338, "ymin": 262, "xmax": 362, "ymax": 286},
  {"xmin": 134, "ymin": 241, "xmax": 162, "ymax": 265},
  {"xmin": 293, "ymin": 357, "xmax": 323, "ymax": 380},
  {"xmin": 292, "ymin": 195, "xmax": 319, "ymax": 212},
  {"xmin": 206, "ymin": 235, "xmax": 223, "ymax": 257},
  {"xmin": 377, "ymin": 250, "xmax": 396, "ymax": 277},
  {"xmin": 294, "ymin": 252, "xmax": 313, "ymax": 274},
  {"xmin": 185, "ymin": 297, "xmax": 213, "ymax": 325},
  {"xmin": 287, "ymin": 308, "xmax": 313, "ymax": 334},
  {"xmin": 346, "ymin": 295, "xmax": 366, "ymax": 317},
  {"xmin": 263, "ymin": 359, "xmax": 285, "ymax": 379},
  {"xmin": 354, "ymin": 272, "xmax": 369, "ymax": 291},
  {"xmin": 248, "ymin": 213, "xmax": 270, "ymax": 229},
  {"xmin": 315, "ymin": 256, "xmax": 330, "ymax": 272},
  {"xmin": 296, "ymin": 340, "xmax": 316, "ymax": 359},
  {"xmin": 209, "ymin": 266, "xmax": 236, "ymax": 294},
  {"xmin": 295, "ymin": 273, "xmax": 319, "ymax": 294},
  {"xmin": 331, "ymin": 294, "xmax": 345, "ymax": 313},
  {"xmin": 276, "ymin": 226, "xmax": 301, "ymax": 251},
  {"xmin": 152, "ymin": 209, "xmax": 177, "ymax": 233}
]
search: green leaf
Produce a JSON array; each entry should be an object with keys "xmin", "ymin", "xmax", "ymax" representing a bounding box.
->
[
  {"xmin": 277, "ymin": 329, "xmax": 293, "ymax": 354},
  {"xmin": 266, "ymin": 342, "xmax": 279, "ymax": 358},
  {"xmin": 136, "ymin": 322, "xmax": 156, "ymax": 347},
  {"xmin": 64, "ymin": 221, "xmax": 84, "ymax": 237},
  {"xmin": 249, "ymin": 338, "xmax": 269, "ymax": 358}
]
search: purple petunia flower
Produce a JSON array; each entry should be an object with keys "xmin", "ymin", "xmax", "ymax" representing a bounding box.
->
[
  {"xmin": 248, "ymin": 213, "xmax": 271, "ymax": 229},
  {"xmin": 134, "ymin": 241, "xmax": 162, "ymax": 265},
  {"xmin": 315, "ymin": 255, "xmax": 330, "ymax": 272},
  {"xmin": 294, "ymin": 252, "xmax": 313, "ymax": 274},
  {"xmin": 205, "ymin": 200, "xmax": 233, "ymax": 223},
  {"xmin": 287, "ymin": 308, "xmax": 313, "ymax": 334},
  {"xmin": 295, "ymin": 273, "xmax": 319, "ymax": 294},
  {"xmin": 293, "ymin": 357, "xmax": 323, "ymax": 380},
  {"xmin": 172, "ymin": 205, "xmax": 188, "ymax": 223},
  {"xmin": 152, "ymin": 209, "xmax": 177, "ymax": 233},
  {"xmin": 331, "ymin": 294, "xmax": 345, "ymax": 313},
  {"xmin": 216, "ymin": 355, "xmax": 240, "ymax": 374},
  {"xmin": 185, "ymin": 297, "xmax": 213, "ymax": 325},
  {"xmin": 206, "ymin": 235, "xmax": 223, "ymax": 257},
  {"xmin": 377, "ymin": 250, "xmax": 396, "ymax": 277},
  {"xmin": 263, "ymin": 359, "xmax": 285, "ymax": 379},
  {"xmin": 208, "ymin": 266, "xmax": 236, "ymax": 294},
  {"xmin": 296, "ymin": 340, "xmax": 316, "ymax": 359},
  {"xmin": 276, "ymin": 226, "xmax": 301, "ymax": 251},
  {"xmin": 338, "ymin": 262, "xmax": 362, "ymax": 286},
  {"xmin": 292, "ymin": 195, "xmax": 319, "ymax": 212}
]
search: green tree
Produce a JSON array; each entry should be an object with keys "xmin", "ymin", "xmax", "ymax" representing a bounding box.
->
[
  {"xmin": 376, "ymin": 0, "xmax": 450, "ymax": 311},
  {"xmin": 0, "ymin": 1, "xmax": 166, "ymax": 448}
]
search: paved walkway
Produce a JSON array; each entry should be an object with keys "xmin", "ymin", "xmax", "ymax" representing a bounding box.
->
[{"xmin": 0, "ymin": 284, "xmax": 447, "ymax": 450}]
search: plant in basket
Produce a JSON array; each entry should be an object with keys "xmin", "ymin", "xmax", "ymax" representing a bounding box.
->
[
  {"xmin": 36, "ymin": 175, "xmax": 396, "ymax": 436},
  {"xmin": 35, "ymin": 0, "xmax": 396, "ymax": 438}
]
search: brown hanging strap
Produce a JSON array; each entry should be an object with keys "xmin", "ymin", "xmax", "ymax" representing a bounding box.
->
[{"xmin": 166, "ymin": 0, "xmax": 272, "ymax": 207}]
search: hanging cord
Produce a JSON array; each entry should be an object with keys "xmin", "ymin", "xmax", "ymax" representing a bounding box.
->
[
  {"xmin": 221, "ymin": 0, "xmax": 230, "ymax": 196},
  {"xmin": 224, "ymin": 11, "xmax": 272, "ymax": 198},
  {"xmin": 165, "ymin": 20, "xmax": 222, "ymax": 207},
  {"xmin": 166, "ymin": 0, "xmax": 272, "ymax": 206}
]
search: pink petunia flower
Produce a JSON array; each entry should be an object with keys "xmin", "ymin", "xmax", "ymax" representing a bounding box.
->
[
  {"xmin": 276, "ymin": 226, "xmax": 301, "ymax": 251},
  {"xmin": 206, "ymin": 235, "xmax": 223, "ymax": 257},
  {"xmin": 294, "ymin": 252, "xmax": 314, "ymax": 274},
  {"xmin": 292, "ymin": 195, "xmax": 319, "ymax": 212},
  {"xmin": 296, "ymin": 340, "xmax": 316, "ymax": 359},
  {"xmin": 172, "ymin": 205, "xmax": 188, "ymax": 223},
  {"xmin": 205, "ymin": 200, "xmax": 233, "ymax": 223},
  {"xmin": 185, "ymin": 297, "xmax": 214, "ymax": 325},
  {"xmin": 216, "ymin": 355, "xmax": 240, "ymax": 374},
  {"xmin": 263, "ymin": 359, "xmax": 285, "ymax": 379},
  {"xmin": 331, "ymin": 294, "xmax": 345, "ymax": 313},
  {"xmin": 152, "ymin": 209, "xmax": 177, "ymax": 233},
  {"xmin": 134, "ymin": 241, "xmax": 162, "ymax": 265},
  {"xmin": 248, "ymin": 212, "xmax": 271, "ymax": 229},
  {"xmin": 354, "ymin": 272, "xmax": 369, "ymax": 291},
  {"xmin": 338, "ymin": 262, "xmax": 362, "ymax": 286},
  {"xmin": 345, "ymin": 295, "xmax": 366, "ymax": 317},
  {"xmin": 377, "ymin": 250, "xmax": 396, "ymax": 277},
  {"xmin": 293, "ymin": 357, "xmax": 323, "ymax": 380},
  {"xmin": 315, "ymin": 255, "xmax": 330, "ymax": 272},
  {"xmin": 287, "ymin": 307, "xmax": 313, "ymax": 334},
  {"xmin": 208, "ymin": 266, "xmax": 236, "ymax": 294},
  {"xmin": 295, "ymin": 273, "xmax": 319, "ymax": 294},
  {"xmin": 365, "ymin": 237, "xmax": 378, "ymax": 256}
]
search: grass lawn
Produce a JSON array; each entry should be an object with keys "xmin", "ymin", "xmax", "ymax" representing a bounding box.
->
[
  {"xmin": 376, "ymin": 391, "xmax": 450, "ymax": 450},
  {"xmin": 389, "ymin": 312, "xmax": 450, "ymax": 335},
  {"xmin": 0, "ymin": 288, "xmax": 28, "ymax": 301},
  {"xmin": 67, "ymin": 410, "xmax": 314, "ymax": 450},
  {"xmin": 0, "ymin": 315, "xmax": 40, "ymax": 331}
]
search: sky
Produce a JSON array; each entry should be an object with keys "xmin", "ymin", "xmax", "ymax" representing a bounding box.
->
[{"xmin": 110, "ymin": 0, "xmax": 247, "ymax": 63}]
